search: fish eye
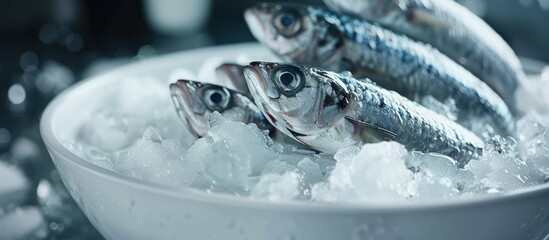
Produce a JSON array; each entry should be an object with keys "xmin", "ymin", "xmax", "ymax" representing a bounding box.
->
[
  {"xmin": 202, "ymin": 87, "xmax": 231, "ymax": 112},
  {"xmin": 272, "ymin": 66, "xmax": 305, "ymax": 96},
  {"xmin": 273, "ymin": 9, "xmax": 302, "ymax": 37}
]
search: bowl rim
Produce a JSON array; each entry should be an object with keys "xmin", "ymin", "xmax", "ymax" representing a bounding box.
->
[{"xmin": 40, "ymin": 42, "xmax": 549, "ymax": 214}]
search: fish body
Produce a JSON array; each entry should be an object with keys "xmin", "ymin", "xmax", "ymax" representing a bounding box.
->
[
  {"xmin": 245, "ymin": 4, "xmax": 514, "ymax": 136},
  {"xmin": 323, "ymin": 0, "xmax": 524, "ymax": 112},
  {"xmin": 244, "ymin": 61, "xmax": 484, "ymax": 165}
]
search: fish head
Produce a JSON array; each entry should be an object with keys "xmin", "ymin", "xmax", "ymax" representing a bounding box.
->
[
  {"xmin": 243, "ymin": 61, "xmax": 352, "ymax": 137},
  {"xmin": 170, "ymin": 80, "xmax": 262, "ymax": 137},
  {"xmin": 244, "ymin": 3, "xmax": 345, "ymax": 67}
]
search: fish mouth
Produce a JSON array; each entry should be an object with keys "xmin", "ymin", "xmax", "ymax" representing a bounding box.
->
[
  {"xmin": 170, "ymin": 80, "xmax": 205, "ymax": 137},
  {"xmin": 262, "ymin": 104, "xmax": 277, "ymax": 127},
  {"xmin": 243, "ymin": 62, "xmax": 287, "ymax": 126},
  {"xmin": 243, "ymin": 61, "xmax": 283, "ymax": 101},
  {"xmin": 243, "ymin": 63, "xmax": 268, "ymax": 104}
]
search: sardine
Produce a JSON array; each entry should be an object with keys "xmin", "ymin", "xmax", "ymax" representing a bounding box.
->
[
  {"xmin": 243, "ymin": 61, "xmax": 484, "ymax": 165},
  {"xmin": 170, "ymin": 79, "xmax": 271, "ymax": 137},
  {"xmin": 322, "ymin": 0, "xmax": 524, "ymax": 113},
  {"xmin": 244, "ymin": 3, "xmax": 514, "ymax": 136}
]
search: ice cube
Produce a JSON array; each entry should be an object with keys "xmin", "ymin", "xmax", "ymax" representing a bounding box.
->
[
  {"xmin": 314, "ymin": 153, "xmax": 337, "ymax": 175},
  {"xmin": 186, "ymin": 114, "xmax": 281, "ymax": 192},
  {"xmin": 406, "ymin": 152, "xmax": 473, "ymax": 199},
  {"xmin": 0, "ymin": 162, "xmax": 30, "ymax": 209},
  {"xmin": 297, "ymin": 157, "xmax": 323, "ymax": 186},
  {"xmin": 206, "ymin": 113, "xmax": 276, "ymax": 175},
  {"xmin": 79, "ymin": 111, "xmax": 135, "ymax": 152},
  {"xmin": 115, "ymin": 77, "xmax": 171, "ymax": 117},
  {"xmin": 0, "ymin": 207, "xmax": 48, "ymax": 240},
  {"xmin": 408, "ymin": 174, "xmax": 459, "ymax": 200},
  {"xmin": 107, "ymin": 75, "xmax": 196, "ymax": 147},
  {"xmin": 261, "ymin": 160, "xmax": 297, "ymax": 175},
  {"xmin": 273, "ymin": 147, "xmax": 315, "ymax": 166},
  {"xmin": 312, "ymin": 142, "xmax": 413, "ymax": 203},
  {"xmin": 251, "ymin": 172, "xmax": 301, "ymax": 201},
  {"xmin": 114, "ymin": 126, "xmax": 198, "ymax": 186},
  {"xmin": 516, "ymin": 111, "xmax": 549, "ymax": 178},
  {"xmin": 515, "ymin": 75, "xmax": 549, "ymax": 114},
  {"xmin": 199, "ymin": 139, "xmax": 252, "ymax": 192},
  {"xmin": 465, "ymin": 137, "xmax": 534, "ymax": 192}
]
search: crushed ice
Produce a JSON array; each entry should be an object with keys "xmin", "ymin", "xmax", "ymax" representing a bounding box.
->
[{"xmin": 64, "ymin": 68, "xmax": 549, "ymax": 204}]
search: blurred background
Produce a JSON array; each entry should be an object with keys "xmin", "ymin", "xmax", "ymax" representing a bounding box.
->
[{"xmin": 0, "ymin": 0, "xmax": 548, "ymax": 239}]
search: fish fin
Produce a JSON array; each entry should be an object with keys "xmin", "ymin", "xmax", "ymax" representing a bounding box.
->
[
  {"xmin": 409, "ymin": 8, "xmax": 449, "ymax": 29},
  {"xmin": 345, "ymin": 116, "xmax": 397, "ymax": 142}
]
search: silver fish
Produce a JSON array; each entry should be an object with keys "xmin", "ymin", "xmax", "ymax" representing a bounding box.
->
[
  {"xmin": 243, "ymin": 61, "xmax": 484, "ymax": 165},
  {"xmin": 170, "ymin": 79, "xmax": 270, "ymax": 137},
  {"xmin": 244, "ymin": 3, "xmax": 514, "ymax": 136},
  {"xmin": 322, "ymin": 0, "xmax": 524, "ymax": 113}
]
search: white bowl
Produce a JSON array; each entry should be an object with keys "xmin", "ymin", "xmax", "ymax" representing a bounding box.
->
[{"xmin": 40, "ymin": 43, "xmax": 549, "ymax": 240}]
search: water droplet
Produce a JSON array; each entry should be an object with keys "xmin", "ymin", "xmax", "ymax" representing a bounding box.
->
[
  {"xmin": 50, "ymin": 222, "xmax": 59, "ymax": 231},
  {"xmin": 8, "ymin": 84, "xmax": 26, "ymax": 105},
  {"xmin": 36, "ymin": 179, "xmax": 53, "ymax": 201},
  {"xmin": 521, "ymin": 220, "xmax": 528, "ymax": 228},
  {"xmin": 39, "ymin": 23, "xmax": 58, "ymax": 44}
]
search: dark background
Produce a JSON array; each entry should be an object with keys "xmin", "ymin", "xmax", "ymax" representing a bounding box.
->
[{"xmin": 0, "ymin": 0, "xmax": 548, "ymax": 239}]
